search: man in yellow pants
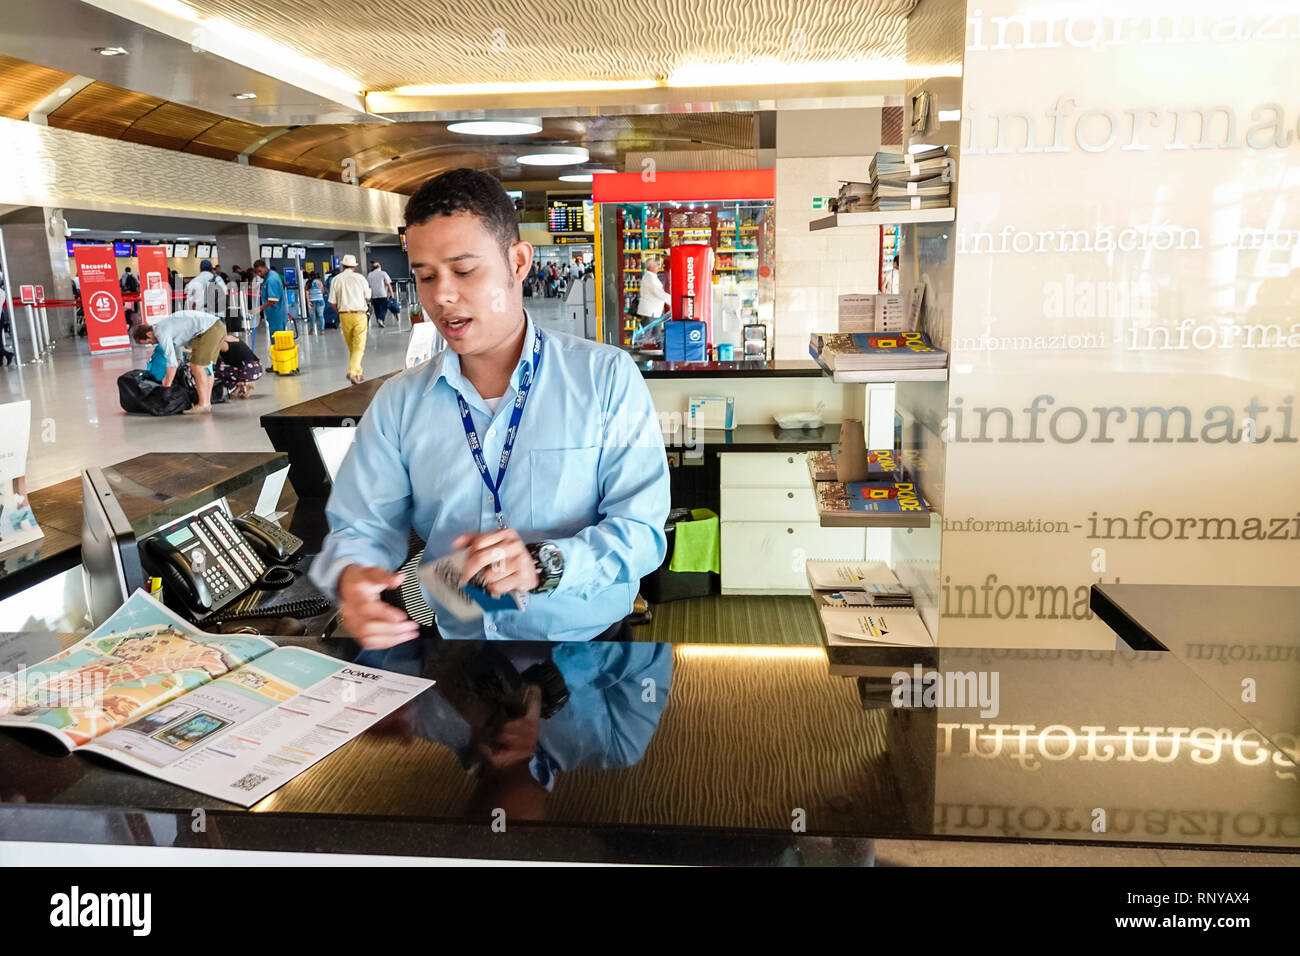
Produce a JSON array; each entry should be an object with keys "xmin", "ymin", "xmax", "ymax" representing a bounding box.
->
[{"xmin": 328, "ymin": 254, "xmax": 372, "ymax": 384}]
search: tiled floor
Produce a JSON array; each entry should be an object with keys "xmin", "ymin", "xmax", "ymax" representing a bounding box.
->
[{"xmin": 5, "ymin": 299, "xmax": 577, "ymax": 491}]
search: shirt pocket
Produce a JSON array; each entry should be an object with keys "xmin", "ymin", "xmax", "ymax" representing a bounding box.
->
[{"xmin": 529, "ymin": 447, "xmax": 600, "ymax": 536}]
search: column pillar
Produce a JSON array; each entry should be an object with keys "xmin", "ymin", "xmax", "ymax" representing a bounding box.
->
[{"xmin": 0, "ymin": 207, "xmax": 76, "ymax": 353}]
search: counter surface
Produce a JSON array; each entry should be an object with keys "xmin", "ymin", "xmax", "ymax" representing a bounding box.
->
[
  {"xmin": 663, "ymin": 422, "xmax": 839, "ymax": 452},
  {"xmin": 3, "ymin": 589, "xmax": 1298, "ymax": 863},
  {"xmin": 632, "ymin": 358, "xmax": 824, "ymax": 378},
  {"xmin": 0, "ymin": 452, "xmax": 288, "ymax": 602}
]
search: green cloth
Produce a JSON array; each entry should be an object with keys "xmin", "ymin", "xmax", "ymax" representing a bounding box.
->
[{"xmin": 669, "ymin": 508, "xmax": 721, "ymax": 574}]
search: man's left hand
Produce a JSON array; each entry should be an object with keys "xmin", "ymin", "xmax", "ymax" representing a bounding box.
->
[{"xmin": 454, "ymin": 527, "xmax": 539, "ymax": 596}]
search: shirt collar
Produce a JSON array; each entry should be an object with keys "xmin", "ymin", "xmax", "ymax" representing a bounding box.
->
[{"xmin": 428, "ymin": 309, "xmax": 539, "ymax": 395}]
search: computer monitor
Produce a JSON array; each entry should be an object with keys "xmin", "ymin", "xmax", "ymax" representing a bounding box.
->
[{"xmin": 81, "ymin": 468, "xmax": 146, "ymax": 627}]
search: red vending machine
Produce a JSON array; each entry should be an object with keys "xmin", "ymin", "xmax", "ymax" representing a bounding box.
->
[{"xmin": 669, "ymin": 243, "xmax": 715, "ymax": 348}]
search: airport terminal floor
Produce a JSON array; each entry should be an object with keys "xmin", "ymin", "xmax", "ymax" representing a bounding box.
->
[{"xmin": 4, "ymin": 299, "xmax": 577, "ymax": 490}]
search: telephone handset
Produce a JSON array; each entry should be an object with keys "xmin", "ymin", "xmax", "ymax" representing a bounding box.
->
[
  {"xmin": 142, "ymin": 505, "xmax": 300, "ymax": 619},
  {"xmin": 233, "ymin": 511, "xmax": 303, "ymax": 564}
]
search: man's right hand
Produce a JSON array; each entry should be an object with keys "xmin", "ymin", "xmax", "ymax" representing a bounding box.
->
[{"xmin": 337, "ymin": 565, "xmax": 419, "ymax": 649}]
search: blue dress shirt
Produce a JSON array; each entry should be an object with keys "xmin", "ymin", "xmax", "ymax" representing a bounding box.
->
[{"xmin": 311, "ymin": 312, "xmax": 670, "ymax": 640}]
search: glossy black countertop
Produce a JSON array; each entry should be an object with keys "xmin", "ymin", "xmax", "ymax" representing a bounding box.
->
[
  {"xmin": 663, "ymin": 422, "xmax": 840, "ymax": 452},
  {"xmin": 2, "ymin": 601, "xmax": 1297, "ymax": 863},
  {"xmin": 632, "ymin": 357, "xmax": 824, "ymax": 378},
  {"xmin": 0, "ymin": 452, "xmax": 288, "ymax": 602}
]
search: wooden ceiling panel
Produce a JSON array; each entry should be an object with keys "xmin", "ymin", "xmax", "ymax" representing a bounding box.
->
[
  {"xmin": 252, "ymin": 124, "xmax": 353, "ymax": 163},
  {"xmin": 120, "ymin": 102, "xmax": 223, "ymax": 150},
  {"xmin": 48, "ymin": 83, "xmax": 164, "ymax": 139},
  {"xmin": 0, "ymin": 54, "xmax": 74, "ymax": 120},
  {"xmin": 193, "ymin": 118, "xmax": 286, "ymax": 154}
]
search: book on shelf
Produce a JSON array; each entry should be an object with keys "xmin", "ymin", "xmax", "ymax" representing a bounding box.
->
[
  {"xmin": 872, "ymin": 175, "xmax": 951, "ymax": 199},
  {"xmin": 869, "ymin": 146, "xmax": 950, "ymax": 181},
  {"xmin": 819, "ymin": 605, "xmax": 935, "ymax": 646},
  {"xmin": 814, "ymin": 479, "xmax": 931, "ymax": 527},
  {"xmin": 0, "ymin": 591, "xmax": 433, "ymax": 807},
  {"xmin": 809, "ymin": 330, "xmax": 948, "ymax": 371},
  {"xmin": 806, "ymin": 450, "xmax": 838, "ymax": 481},
  {"xmin": 873, "ymin": 196, "xmax": 952, "ymax": 212}
]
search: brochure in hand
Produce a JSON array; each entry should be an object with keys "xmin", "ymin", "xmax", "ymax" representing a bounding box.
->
[{"xmin": 0, "ymin": 591, "xmax": 433, "ymax": 807}]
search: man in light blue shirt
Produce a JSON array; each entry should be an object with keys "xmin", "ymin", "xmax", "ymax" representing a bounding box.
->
[
  {"xmin": 130, "ymin": 308, "xmax": 225, "ymax": 412},
  {"xmin": 312, "ymin": 168, "xmax": 670, "ymax": 644}
]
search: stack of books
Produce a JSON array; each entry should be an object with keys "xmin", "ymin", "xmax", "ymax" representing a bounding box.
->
[
  {"xmin": 868, "ymin": 145, "xmax": 952, "ymax": 212},
  {"xmin": 809, "ymin": 330, "xmax": 948, "ymax": 374},
  {"xmin": 836, "ymin": 181, "xmax": 872, "ymax": 213},
  {"xmin": 813, "ymin": 479, "xmax": 931, "ymax": 528},
  {"xmin": 805, "ymin": 448, "xmax": 903, "ymax": 484}
]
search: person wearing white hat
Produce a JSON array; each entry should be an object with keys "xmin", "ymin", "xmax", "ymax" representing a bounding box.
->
[{"xmin": 328, "ymin": 253, "xmax": 371, "ymax": 383}]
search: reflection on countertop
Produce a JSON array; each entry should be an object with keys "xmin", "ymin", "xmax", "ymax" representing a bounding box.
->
[{"xmin": 2, "ymin": 610, "xmax": 1298, "ymax": 861}]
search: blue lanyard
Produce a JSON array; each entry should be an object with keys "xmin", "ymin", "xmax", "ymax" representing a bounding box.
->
[{"xmin": 457, "ymin": 329, "xmax": 544, "ymax": 529}]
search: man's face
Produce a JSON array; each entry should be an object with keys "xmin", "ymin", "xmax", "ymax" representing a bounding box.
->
[
  {"xmin": 406, "ymin": 211, "xmax": 531, "ymax": 356},
  {"xmin": 253, "ymin": 265, "xmax": 268, "ymax": 278}
]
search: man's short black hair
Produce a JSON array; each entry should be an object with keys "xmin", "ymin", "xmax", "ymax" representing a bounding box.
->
[
  {"xmin": 252, "ymin": 259, "xmax": 267, "ymax": 269},
  {"xmin": 404, "ymin": 168, "xmax": 519, "ymax": 255}
]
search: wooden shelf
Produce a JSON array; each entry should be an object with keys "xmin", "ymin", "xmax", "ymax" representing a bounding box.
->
[
  {"xmin": 828, "ymin": 367, "xmax": 948, "ymax": 384},
  {"xmin": 809, "ymin": 208, "xmax": 955, "ymax": 230},
  {"xmin": 807, "ymin": 458, "xmax": 935, "ymax": 529}
]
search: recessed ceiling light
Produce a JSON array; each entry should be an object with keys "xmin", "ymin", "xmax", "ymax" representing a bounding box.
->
[
  {"xmin": 94, "ymin": 46, "xmax": 129, "ymax": 56},
  {"xmin": 234, "ymin": 92, "xmax": 257, "ymax": 100},
  {"xmin": 67, "ymin": 227, "xmax": 87, "ymax": 232},
  {"xmin": 517, "ymin": 146, "xmax": 589, "ymax": 167},
  {"xmin": 558, "ymin": 173, "xmax": 593, "ymax": 182},
  {"xmin": 120, "ymin": 230, "xmax": 141, "ymax": 235},
  {"xmin": 448, "ymin": 118, "xmax": 542, "ymax": 136}
]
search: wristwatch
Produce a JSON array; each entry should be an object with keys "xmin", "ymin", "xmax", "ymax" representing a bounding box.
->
[{"xmin": 526, "ymin": 541, "xmax": 564, "ymax": 594}]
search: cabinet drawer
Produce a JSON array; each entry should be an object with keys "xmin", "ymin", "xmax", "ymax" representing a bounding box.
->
[
  {"xmin": 720, "ymin": 452, "xmax": 809, "ymax": 489},
  {"xmin": 721, "ymin": 521, "xmax": 866, "ymax": 591},
  {"xmin": 721, "ymin": 486, "xmax": 818, "ymax": 523}
]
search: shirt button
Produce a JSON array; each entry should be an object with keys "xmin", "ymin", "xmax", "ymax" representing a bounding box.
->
[{"xmin": 486, "ymin": 427, "xmax": 497, "ymax": 438}]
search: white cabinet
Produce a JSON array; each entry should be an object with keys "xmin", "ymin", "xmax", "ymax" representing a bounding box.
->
[{"xmin": 719, "ymin": 452, "xmax": 866, "ymax": 594}]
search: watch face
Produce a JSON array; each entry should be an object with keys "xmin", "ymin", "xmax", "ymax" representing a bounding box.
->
[{"xmin": 540, "ymin": 544, "xmax": 563, "ymax": 575}]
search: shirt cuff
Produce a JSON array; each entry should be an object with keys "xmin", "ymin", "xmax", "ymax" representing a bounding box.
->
[{"xmin": 548, "ymin": 535, "xmax": 600, "ymax": 598}]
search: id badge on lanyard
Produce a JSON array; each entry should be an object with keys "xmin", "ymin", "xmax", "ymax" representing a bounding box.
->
[{"xmin": 456, "ymin": 330, "xmax": 544, "ymax": 529}]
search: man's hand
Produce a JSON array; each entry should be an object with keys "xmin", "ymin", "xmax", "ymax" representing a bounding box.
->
[
  {"xmin": 161, "ymin": 366, "xmax": 177, "ymax": 388},
  {"xmin": 453, "ymin": 528, "xmax": 539, "ymax": 596},
  {"xmin": 337, "ymin": 564, "xmax": 419, "ymax": 649},
  {"xmin": 473, "ymin": 685, "xmax": 542, "ymax": 772}
]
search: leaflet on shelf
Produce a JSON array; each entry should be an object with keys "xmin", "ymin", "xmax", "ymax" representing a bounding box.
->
[{"xmin": 819, "ymin": 605, "xmax": 934, "ymax": 646}]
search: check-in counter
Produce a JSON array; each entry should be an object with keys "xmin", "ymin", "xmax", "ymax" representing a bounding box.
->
[{"xmin": 2, "ymin": 587, "xmax": 1297, "ymax": 863}]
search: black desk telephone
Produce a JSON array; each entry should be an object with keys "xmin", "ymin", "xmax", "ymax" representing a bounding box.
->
[{"xmin": 142, "ymin": 505, "xmax": 304, "ymax": 618}]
